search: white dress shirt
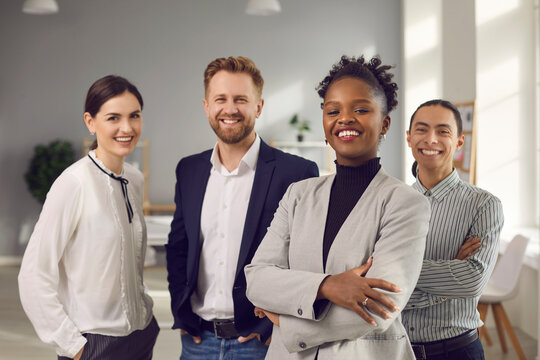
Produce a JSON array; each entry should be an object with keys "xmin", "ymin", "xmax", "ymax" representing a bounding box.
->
[
  {"xmin": 191, "ymin": 136, "xmax": 260, "ymax": 321},
  {"xmin": 18, "ymin": 151, "xmax": 154, "ymax": 358}
]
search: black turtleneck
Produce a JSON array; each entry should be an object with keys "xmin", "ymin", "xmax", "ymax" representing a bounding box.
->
[{"xmin": 322, "ymin": 157, "xmax": 381, "ymax": 269}]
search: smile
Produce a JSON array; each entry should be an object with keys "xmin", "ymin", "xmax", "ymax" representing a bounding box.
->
[
  {"xmin": 221, "ymin": 119, "xmax": 241, "ymax": 124},
  {"xmin": 337, "ymin": 129, "xmax": 360, "ymax": 138},
  {"xmin": 420, "ymin": 149, "xmax": 442, "ymax": 156},
  {"xmin": 115, "ymin": 136, "xmax": 133, "ymax": 143}
]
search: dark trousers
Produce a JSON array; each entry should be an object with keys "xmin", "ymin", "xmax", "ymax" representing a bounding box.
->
[
  {"xmin": 421, "ymin": 338, "xmax": 485, "ymax": 360},
  {"xmin": 58, "ymin": 316, "xmax": 160, "ymax": 360}
]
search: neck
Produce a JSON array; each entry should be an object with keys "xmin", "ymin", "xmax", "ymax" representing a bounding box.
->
[
  {"xmin": 417, "ymin": 165, "xmax": 453, "ymax": 190},
  {"xmin": 94, "ymin": 148, "xmax": 124, "ymax": 175},
  {"xmin": 216, "ymin": 132, "xmax": 256, "ymax": 172}
]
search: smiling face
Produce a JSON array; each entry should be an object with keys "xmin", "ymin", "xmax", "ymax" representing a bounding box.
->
[
  {"xmin": 84, "ymin": 91, "xmax": 142, "ymax": 171},
  {"xmin": 323, "ymin": 77, "xmax": 390, "ymax": 167},
  {"xmin": 406, "ymin": 104, "xmax": 464, "ymax": 176},
  {"xmin": 203, "ymin": 70, "xmax": 263, "ymax": 146}
]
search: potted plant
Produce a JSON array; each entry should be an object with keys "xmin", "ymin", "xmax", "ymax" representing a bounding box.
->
[
  {"xmin": 289, "ymin": 114, "xmax": 311, "ymax": 142},
  {"xmin": 25, "ymin": 140, "xmax": 75, "ymax": 204}
]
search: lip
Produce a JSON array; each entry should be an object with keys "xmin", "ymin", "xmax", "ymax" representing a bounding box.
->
[
  {"xmin": 114, "ymin": 136, "xmax": 134, "ymax": 146},
  {"xmin": 334, "ymin": 127, "xmax": 362, "ymax": 141},
  {"xmin": 220, "ymin": 118, "xmax": 242, "ymax": 126},
  {"xmin": 419, "ymin": 148, "xmax": 443, "ymax": 156}
]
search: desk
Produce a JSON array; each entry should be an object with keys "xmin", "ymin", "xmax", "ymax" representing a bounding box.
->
[{"xmin": 145, "ymin": 215, "xmax": 173, "ymax": 266}]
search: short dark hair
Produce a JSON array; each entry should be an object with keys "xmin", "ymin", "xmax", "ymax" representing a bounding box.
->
[
  {"xmin": 316, "ymin": 55, "xmax": 398, "ymax": 115},
  {"xmin": 204, "ymin": 56, "xmax": 264, "ymax": 98},
  {"xmin": 409, "ymin": 99, "xmax": 463, "ymax": 177},
  {"xmin": 408, "ymin": 99, "xmax": 462, "ymax": 135},
  {"xmin": 84, "ymin": 75, "xmax": 143, "ymax": 150}
]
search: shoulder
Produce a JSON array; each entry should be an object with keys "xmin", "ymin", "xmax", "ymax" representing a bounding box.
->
[
  {"xmin": 374, "ymin": 170, "xmax": 430, "ymax": 211},
  {"xmin": 286, "ymin": 174, "xmax": 331, "ymax": 197},
  {"xmin": 270, "ymin": 146, "xmax": 317, "ymax": 168},
  {"xmin": 176, "ymin": 149, "xmax": 212, "ymax": 173},
  {"xmin": 457, "ymin": 181, "xmax": 502, "ymax": 210}
]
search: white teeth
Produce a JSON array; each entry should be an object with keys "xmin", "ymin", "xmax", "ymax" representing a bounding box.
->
[
  {"xmin": 116, "ymin": 137, "xmax": 132, "ymax": 142},
  {"xmin": 422, "ymin": 150, "xmax": 440, "ymax": 155},
  {"xmin": 222, "ymin": 119, "xmax": 239, "ymax": 124},
  {"xmin": 338, "ymin": 130, "xmax": 360, "ymax": 137}
]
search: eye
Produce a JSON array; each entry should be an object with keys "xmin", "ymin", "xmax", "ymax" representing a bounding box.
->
[
  {"xmin": 439, "ymin": 129, "xmax": 450, "ymax": 134},
  {"xmin": 107, "ymin": 116, "xmax": 118, "ymax": 121},
  {"xmin": 130, "ymin": 113, "xmax": 140, "ymax": 119},
  {"xmin": 326, "ymin": 109, "xmax": 339, "ymax": 116},
  {"xmin": 236, "ymin": 98, "xmax": 248, "ymax": 103},
  {"xmin": 415, "ymin": 128, "xmax": 426, "ymax": 133},
  {"xmin": 355, "ymin": 108, "xmax": 369, "ymax": 114},
  {"xmin": 215, "ymin": 97, "xmax": 226, "ymax": 103}
]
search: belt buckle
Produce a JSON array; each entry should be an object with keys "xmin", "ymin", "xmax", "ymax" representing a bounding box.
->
[
  {"xmin": 213, "ymin": 320, "xmax": 236, "ymax": 339},
  {"xmin": 412, "ymin": 344, "xmax": 427, "ymax": 360}
]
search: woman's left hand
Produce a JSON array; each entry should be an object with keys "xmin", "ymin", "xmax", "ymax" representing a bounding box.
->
[{"xmin": 254, "ymin": 307, "xmax": 280, "ymax": 327}]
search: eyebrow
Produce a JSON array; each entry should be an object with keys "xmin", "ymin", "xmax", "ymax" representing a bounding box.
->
[
  {"xmin": 104, "ymin": 110, "xmax": 141, "ymax": 116},
  {"xmin": 413, "ymin": 121, "xmax": 452, "ymax": 130},
  {"xmin": 324, "ymin": 99, "xmax": 371, "ymax": 107}
]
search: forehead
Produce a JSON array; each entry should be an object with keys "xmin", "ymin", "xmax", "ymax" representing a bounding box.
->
[
  {"xmin": 98, "ymin": 91, "xmax": 141, "ymax": 113},
  {"xmin": 412, "ymin": 105, "xmax": 457, "ymax": 129},
  {"xmin": 325, "ymin": 77, "xmax": 379, "ymax": 105},
  {"xmin": 207, "ymin": 70, "xmax": 257, "ymax": 97}
]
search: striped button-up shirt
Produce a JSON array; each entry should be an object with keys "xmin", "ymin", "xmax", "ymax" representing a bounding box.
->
[{"xmin": 401, "ymin": 170, "xmax": 504, "ymax": 342}]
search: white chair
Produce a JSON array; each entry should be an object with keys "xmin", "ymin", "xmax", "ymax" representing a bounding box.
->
[{"xmin": 477, "ymin": 234, "xmax": 529, "ymax": 360}]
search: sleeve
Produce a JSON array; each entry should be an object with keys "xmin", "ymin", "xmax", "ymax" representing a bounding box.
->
[
  {"xmin": 17, "ymin": 172, "xmax": 86, "ymax": 358},
  {"xmin": 246, "ymin": 186, "xmax": 431, "ymax": 353},
  {"xmin": 414, "ymin": 196, "xmax": 504, "ymax": 298},
  {"xmin": 404, "ymin": 289, "xmax": 447, "ymax": 310},
  {"xmin": 165, "ymin": 160, "xmax": 194, "ymax": 331},
  {"xmin": 245, "ymin": 183, "xmax": 329, "ymax": 321}
]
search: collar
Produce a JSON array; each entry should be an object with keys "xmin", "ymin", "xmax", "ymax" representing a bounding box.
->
[
  {"xmin": 413, "ymin": 169, "xmax": 460, "ymax": 201},
  {"xmin": 88, "ymin": 150, "xmax": 124, "ymax": 176},
  {"xmin": 210, "ymin": 134, "xmax": 261, "ymax": 175}
]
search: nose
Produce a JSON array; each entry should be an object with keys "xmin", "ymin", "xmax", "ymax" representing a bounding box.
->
[
  {"xmin": 119, "ymin": 118, "xmax": 133, "ymax": 133},
  {"xmin": 425, "ymin": 130, "xmax": 438, "ymax": 144},
  {"xmin": 337, "ymin": 109, "xmax": 355, "ymax": 125},
  {"xmin": 224, "ymin": 100, "xmax": 239, "ymax": 115}
]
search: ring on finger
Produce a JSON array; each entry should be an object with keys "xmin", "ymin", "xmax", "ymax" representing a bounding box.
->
[{"xmin": 362, "ymin": 297, "xmax": 369, "ymax": 306}]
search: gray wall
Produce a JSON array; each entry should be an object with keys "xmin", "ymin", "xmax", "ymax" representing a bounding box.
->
[{"xmin": 0, "ymin": 0, "xmax": 403, "ymax": 257}]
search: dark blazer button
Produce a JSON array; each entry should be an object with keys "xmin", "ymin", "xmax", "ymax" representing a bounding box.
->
[
  {"xmin": 297, "ymin": 308, "xmax": 303, "ymax": 316},
  {"xmin": 299, "ymin": 341, "xmax": 307, "ymax": 349}
]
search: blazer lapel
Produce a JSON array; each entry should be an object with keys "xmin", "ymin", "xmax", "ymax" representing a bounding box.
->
[
  {"xmin": 186, "ymin": 153, "xmax": 212, "ymax": 274},
  {"xmin": 234, "ymin": 140, "xmax": 275, "ymax": 279}
]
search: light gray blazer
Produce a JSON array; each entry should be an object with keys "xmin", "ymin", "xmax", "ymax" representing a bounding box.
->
[{"xmin": 245, "ymin": 169, "xmax": 431, "ymax": 360}]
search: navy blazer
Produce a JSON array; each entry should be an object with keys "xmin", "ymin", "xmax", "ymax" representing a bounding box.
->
[{"xmin": 166, "ymin": 139, "xmax": 319, "ymax": 340}]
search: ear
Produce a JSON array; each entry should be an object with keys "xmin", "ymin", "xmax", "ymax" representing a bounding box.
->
[
  {"xmin": 456, "ymin": 133, "xmax": 465, "ymax": 151},
  {"xmin": 83, "ymin": 112, "xmax": 95, "ymax": 134},
  {"xmin": 256, "ymin": 98, "xmax": 264, "ymax": 118},
  {"xmin": 406, "ymin": 130, "xmax": 412, "ymax": 148},
  {"xmin": 381, "ymin": 115, "xmax": 391, "ymax": 135},
  {"xmin": 202, "ymin": 98, "xmax": 210, "ymax": 118}
]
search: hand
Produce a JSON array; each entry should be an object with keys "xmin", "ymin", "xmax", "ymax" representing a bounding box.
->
[
  {"xmin": 254, "ymin": 307, "xmax": 280, "ymax": 327},
  {"xmin": 180, "ymin": 329, "xmax": 201, "ymax": 344},
  {"xmin": 456, "ymin": 237, "xmax": 481, "ymax": 260},
  {"xmin": 237, "ymin": 330, "xmax": 272, "ymax": 345},
  {"xmin": 317, "ymin": 257, "xmax": 401, "ymax": 325},
  {"xmin": 73, "ymin": 345, "xmax": 84, "ymax": 360}
]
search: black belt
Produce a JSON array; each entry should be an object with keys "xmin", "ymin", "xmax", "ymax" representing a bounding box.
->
[
  {"xmin": 411, "ymin": 330, "xmax": 478, "ymax": 359},
  {"xmin": 200, "ymin": 319, "xmax": 239, "ymax": 339}
]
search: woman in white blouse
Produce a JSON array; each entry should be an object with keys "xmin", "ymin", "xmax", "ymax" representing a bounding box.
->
[{"xmin": 18, "ymin": 75, "xmax": 158, "ymax": 360}]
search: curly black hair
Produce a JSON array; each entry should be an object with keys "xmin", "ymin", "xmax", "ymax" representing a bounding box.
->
[{"xmin": 316, "ymin": 55, "xmax": 398, "ymax": 115}]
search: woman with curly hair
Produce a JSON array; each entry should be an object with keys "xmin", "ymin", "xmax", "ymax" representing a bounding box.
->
[{"xmin": 245, "ymin": 55, "xmax": 431, "ymax": 359}]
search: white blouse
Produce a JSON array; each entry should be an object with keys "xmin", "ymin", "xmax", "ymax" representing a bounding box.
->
[{"xmin": 18, "ymin": 151, "xmax": 153, "ymax": 358}]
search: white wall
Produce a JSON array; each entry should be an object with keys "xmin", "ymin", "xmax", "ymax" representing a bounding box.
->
[{"xmin": 0, "ymin": 0, "xmax": 404, "ymax": 257}]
